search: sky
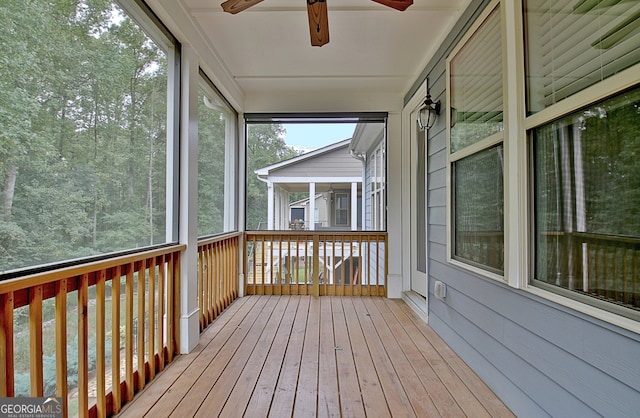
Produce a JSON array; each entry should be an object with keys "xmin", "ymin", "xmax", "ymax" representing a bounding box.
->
[{"xmin": 281, "ymin": 123, "xmax": 356, "ymax": 153}]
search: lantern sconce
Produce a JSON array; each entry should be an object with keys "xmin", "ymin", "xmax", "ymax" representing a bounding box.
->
[{"xmin": 418, "ymin": 79, "xmax": 441, "ymax": 130}]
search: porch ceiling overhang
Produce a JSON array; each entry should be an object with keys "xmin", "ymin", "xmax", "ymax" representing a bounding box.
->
[
  {"xmin": 169, "ymin": 0, "xmax": 467, "ymax": 112},
  {"xmin": 274, "ymin": 181, "xmax": 362, "ymax": 193}
]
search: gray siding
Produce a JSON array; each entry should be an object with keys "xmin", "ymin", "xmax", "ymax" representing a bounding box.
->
[
  {"xmin": 419, "ymin": 1, "xmax": 640, "ymax": 417},
  {"xmin": 272, "ymin": 145, "xmax": 361, "ymax": 178}
]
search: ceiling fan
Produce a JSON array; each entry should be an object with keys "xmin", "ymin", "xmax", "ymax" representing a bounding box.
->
[{"xmin": 220, "ymin": 0, "xmax": 413, "ymax": 47}]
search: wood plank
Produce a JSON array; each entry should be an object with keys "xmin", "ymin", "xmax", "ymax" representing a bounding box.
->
[
  {"xmin": 317, "ymin": 297, "xmax": 340, "ymax": 417},
  {"xmin": 330, "ymin": 296, "xmax": 366, "ymax": 417},
  {"xmin": 116, "ymin": 297, "xmax": 252, "ymax": 417},
  {"xmin": 370, "ymin": 297, "xmax": 462, "ymax": 417},
  {"xmin": 394, "ymin": 299, "xmax": 515, "ymax": 418},
  {"xmin": 216, "ymin": 296, "xmax": 292, "ymax": 417},
  {"xmin": 384, "ymin": 298, "xmax": 493, "ymax": 418},
  {"xmin": 341, "ymin": 297, "xmax": 390, "ymax": 417},
  {"xmin": 195, "ymin": 296, "xmax": 288, "ymax": 417},
  {"xmin": 116, "ymin": 296, "xmax": 513, "ymax": 418},
  {"xmin": 241, "ymin": 297, "xmax": 300, "ymax": 417},
  {"xmin": 293, "ymin": 296, "xmax": 320, "ymax": 417},
  {"xmin": 157, "ymin": 296, "xmax": 267, "ymax": 417},
  {"xmin": 348, "ymin": 297, "xmax": 412, "ymax": 416},
  {"xmin": 168, "ymin": 296, "xmax": 273, "ymax": 416},
  {"xmin": 267, "ymin": 296, "xmax": 310, "ymax": 416}
]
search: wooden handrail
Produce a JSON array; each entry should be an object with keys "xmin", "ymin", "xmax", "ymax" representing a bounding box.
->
[
  {"xmin": 197, "ymin": 234, "xmax": 240, "ymax": 330},
  {"xmin": 538, "ymin": 231, "xmax": 640, "ymax": 308},
  {"xmin": 244, "ymin": 231, "xmax": 387, "ymax": 297},
  {"xmin": 0, "ymin": 245, "xmax": 184, "ymax": 417}
]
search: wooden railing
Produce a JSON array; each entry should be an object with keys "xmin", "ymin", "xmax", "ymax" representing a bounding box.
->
[
  {"xmin": 0, "ymin": 245, "xmax": 184, "ymax": 418},
  {"xmin": 197, "ymin": 232, "xmax": 241, "ymax": 331},
  {"xmin": 540, "ymin": 231, "xmax": 640, "ymax": 309},
  {"xmin": 244, "ymin": 231, "xmax": 387, "ymax": 296},
  {"xmin": 456, "ymin": 230, "xmax": 504, "ymax": 272}
]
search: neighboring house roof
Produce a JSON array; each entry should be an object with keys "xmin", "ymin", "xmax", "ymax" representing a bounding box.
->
[
  {"xmin": 290, "ymin": 194, "xmax": 324, "ymax": 207},
  {"xmin": 255, "ymin": 138, "xmax": 362, "ymax": 181},
  {"xmin": 349, "ymin": 122, "xmax": 384, "ymax": 156}
]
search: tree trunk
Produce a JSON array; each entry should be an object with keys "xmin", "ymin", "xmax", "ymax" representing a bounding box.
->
[{"xmin": 2, "ymin": 162, "xmax": 18, "ymax": 220}]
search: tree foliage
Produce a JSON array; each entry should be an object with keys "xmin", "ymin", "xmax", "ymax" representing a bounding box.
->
[
  {"xmin": 1, "ymin": 0, "xmax": 169, "ymax": 271},
  {"xmin": 245, "ymin": 124, "xmax": 299, "ymax": 230}
]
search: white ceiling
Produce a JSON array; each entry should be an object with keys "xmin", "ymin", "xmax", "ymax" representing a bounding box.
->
[{"xmin": 173, "ymin": 0, "xmax": 467, "ymax": 112}]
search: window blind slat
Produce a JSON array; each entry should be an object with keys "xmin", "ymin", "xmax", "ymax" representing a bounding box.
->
[{"xmin": 526, "ymin": 0, "xmax": 640, "ymax": 112}]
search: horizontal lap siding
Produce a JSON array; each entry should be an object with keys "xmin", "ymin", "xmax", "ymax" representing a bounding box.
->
[
  {"xmin": 423, "ymin": 1, "xmax": 640, "ymax": 416},
  {"xmin": 271, "ymin": 146, "xmax": 362, "ymax": 178}
]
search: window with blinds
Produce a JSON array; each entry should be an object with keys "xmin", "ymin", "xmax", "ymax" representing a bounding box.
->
[
  {"xmin": 524, "ymin": 0, "xmax": 640, "ymax": 114},
  {"xmin": 450, "ymin": 6, "xmax": 503, "ymax": 153},
  {"xmin": 448, "ymin": 2, "xmax": 505, "ymax": 275}
]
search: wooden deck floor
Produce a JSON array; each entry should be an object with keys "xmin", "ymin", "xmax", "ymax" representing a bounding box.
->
[{"xmin": 116, "ymin": 296, "xmax": 514, "ymax": 417}]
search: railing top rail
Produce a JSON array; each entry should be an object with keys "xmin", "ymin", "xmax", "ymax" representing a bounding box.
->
[
  {"xmin": 197, "ymin": 231, "xmax": 243, "ymax": 247},
  {"xmin": 245, "ymin": 231, "xmax": 388, "ymax": 237},
  {"xmin": 541, "ymin": 231, "xmax": 640, "ymax": 245},
  {"xmin": 0, "ymin": 244, "xmax": 186, "ymax": 294}
]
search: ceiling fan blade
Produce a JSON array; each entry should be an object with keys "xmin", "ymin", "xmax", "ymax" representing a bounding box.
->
[
  {"xmin": 370, "ymin": 0, "xmax": 413, "ymax": 11},
  {"xmin": 221, "ymin": 0, "xmax": 264, "ymax": 14},
  {"xmin": 307, "ymin": 0, "xmax": 330, "ymax": 46}
]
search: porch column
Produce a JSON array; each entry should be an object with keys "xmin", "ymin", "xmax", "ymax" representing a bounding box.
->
[
  {"xmin": 351, "ymin": 182, "xmax": 358, "ymax": 231},
  {"xmin": 281, "ymin": 189, "xmax": 289, "ymax": 230},
  {"xmin": 274, "ymin": 187, "xmax": 281, "ymax": 230},
  {"xmin": 178, "ymin": 45, "xmax": 200, "ymax": 353},
  {"xmin": 267, "ymin": 182, "xmax": 274, "ymax": 230},
  {"xmin": 309, "ymin": 182, "xmax": 316, "ymax": 230}
]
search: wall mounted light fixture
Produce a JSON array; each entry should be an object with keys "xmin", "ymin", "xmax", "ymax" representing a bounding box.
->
[{"xmin": 418, "ymin": 79, "xmax": 441, "ymax": 130}]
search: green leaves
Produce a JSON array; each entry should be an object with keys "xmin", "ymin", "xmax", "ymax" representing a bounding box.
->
[{"xmin": 1, "ymin": 0, "xmax": 169, "ymax": 271}]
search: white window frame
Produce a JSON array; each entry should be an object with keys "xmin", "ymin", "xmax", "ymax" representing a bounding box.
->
[
  {"xmin": 369, "ymin": 142, "xmax": 386, "ymax": 231},
  {"xmin": 442, "ymin": 0, "xmax": 640, "ymax": 332},
  {"xmin": 507, "ymin": 0, "xmax": 640, "ymax": 331},
  {"xmin": 446, "ymin": 0, "xmax": 507, "ymax": 283},
  {"xmin": 197, "ymin": 72, "xmax": 239, "ymax": 237},
  {"xmin": 521, "ymin": 20, "xmax": 640, "ymax": 331},
  {"xmin": 335, "ymin": 192, "xmax": 350, "ymax": 226}
]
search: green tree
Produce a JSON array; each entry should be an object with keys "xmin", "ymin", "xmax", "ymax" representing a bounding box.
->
[
  {"xmin": 245, "ymin": 124, "xmax": 299, "ymax": 230},
  {"xmin": 1, "ymin": 0, "xmax": 169, "ymax": 271}
]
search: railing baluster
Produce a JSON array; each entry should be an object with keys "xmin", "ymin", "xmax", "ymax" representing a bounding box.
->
[
  {"xmin": 148, "ymin": 257, "xmax": 156, "ymax": 381},
  {"xmin": 313, "ymin": 234, "xmax": 320, "ymax": 297},
  {"xmin": 125, "ymin": 263, "xmax": 135, "ymax": 401},
  {"xmin": 78, "ymin": 273, "xmax": 89, "ymax": 417},
  {"xmin": 29, "ymin": 284, "xmax": 43, "ymax": 397},
  {"xmin": 156, "ymin": 257, "xmax": 165, "ymax": 373},
  {"xmin": 0, "ymin": 246, "xmax": 183, "ymax": 417},
  {"xmin": 171, "ymin": 253, "xmax": 181, "ymax": 358},
  {"xmin": 111, "ymin": 266, "xmax": 122, "ymax": 413},
  {"xmin": 198, "ymin": 246, "xmax": 205, "ymax": 329},
  {"xmin": 137, "ymin": 261, "xmax": 146, "ymax": 390},
  {"xmin": 96, "ymin": 269, "xmax": 106, "ymax": 418},
  {"xmin": 214, "ymin": 242, "xmax": 220, "ymax": 319},
  {"xmin": 0, "ymin": 292, "xmax": 14, "ymax": 397},
  {"xmin": 55, "ymin": 279, "xmax": 68, "ymax": 416},
  {"xmin": 167, "ymin": 252, "xmax": 177, "ymax": 361}
]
